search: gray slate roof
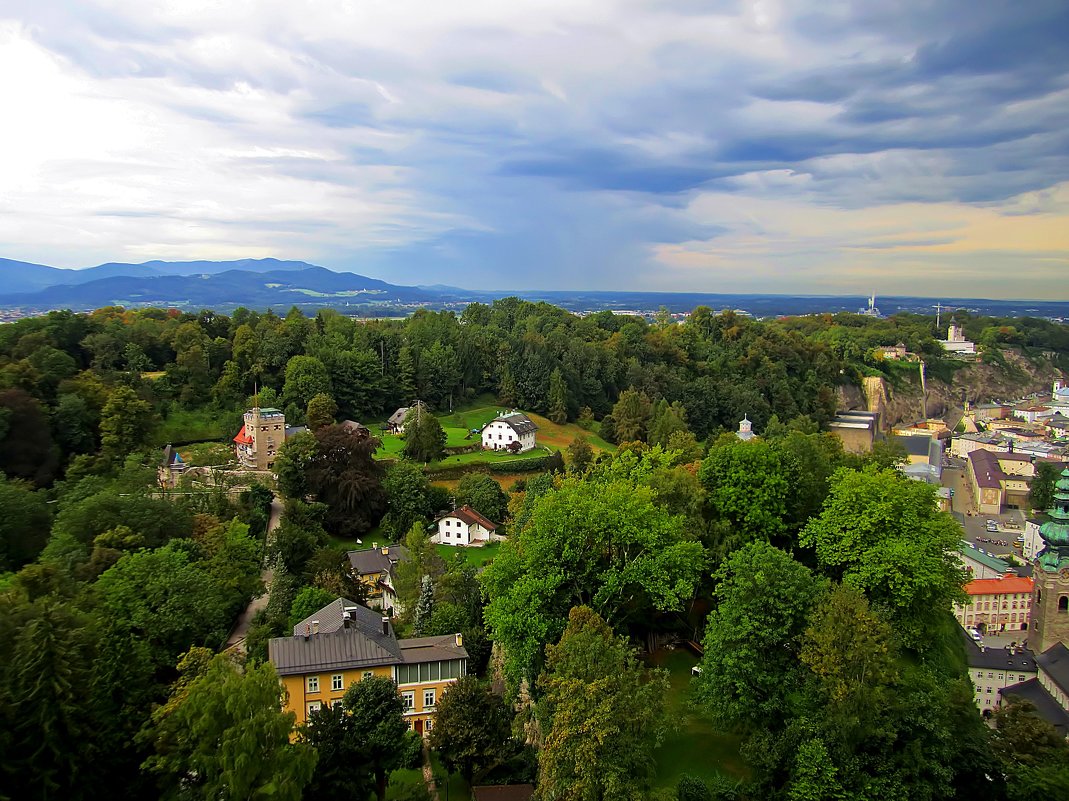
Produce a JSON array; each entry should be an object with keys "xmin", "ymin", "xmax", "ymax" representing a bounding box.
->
[
  {"xmin": 1000, "ymin": 678, "xmax": 1069, "ymax": 735},
  {"xmin": 348, "ymin": 545, "xmax": 408, "ymax": 577},
  {"xmin": 269, "ymin": 622, "xmax": 402, "ymax": 676},
  {"xmin": 1037, "ymin": 642, "xmax": 1069, "ymax": 696},
  {"xmin": 495, "ymin": 412, "xmax": 538, "ymax": 435},
  {"xmin": 292, "ymin": 597, "xmax": 384, "ymax": 638},
  {"xmin": 961, "ymin": 629, "xmax": 1036, "ymax": 672}
]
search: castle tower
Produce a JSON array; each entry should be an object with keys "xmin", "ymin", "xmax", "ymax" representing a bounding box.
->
[
  {"xmin": 237, "ymin": 406, "xmax": 286, "ymax": 470},
  {"xmin": 1029, "ymin": 468, "xmax": 1069, "ymax": 653}
]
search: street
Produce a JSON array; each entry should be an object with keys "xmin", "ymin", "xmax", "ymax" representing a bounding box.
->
[{"xmin": 941, "ymin": 461, "xmax": 1026, "ymax": 561}]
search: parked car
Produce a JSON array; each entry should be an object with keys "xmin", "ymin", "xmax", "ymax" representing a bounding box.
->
[
  {"xmin": 986, "ymin": 520, "xmax": 999, "ymax": 532},
  {"xmin": 968, "ymin": 628, "xmax": 983, "ymax": 642}
]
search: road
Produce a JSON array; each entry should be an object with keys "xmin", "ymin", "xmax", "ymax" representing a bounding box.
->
[
  {"xmin": 941, "ymin": 460, "xmax": 1026, "ymax": 560},
  {"xmin": 223, "ymin": 497, "xmax": 283, "ymax": 653}
]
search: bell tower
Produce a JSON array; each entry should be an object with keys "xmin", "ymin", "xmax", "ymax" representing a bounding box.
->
[{"xmin": 1029, "ymin": 468, "xmax": 1069, "ymax": 654}]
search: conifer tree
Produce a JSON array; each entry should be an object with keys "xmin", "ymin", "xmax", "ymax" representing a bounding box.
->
[{"xmin": 413, "ymin": 574, "xmax": 434, "ymax": 636}]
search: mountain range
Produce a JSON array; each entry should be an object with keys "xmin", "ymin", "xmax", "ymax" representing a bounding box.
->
[
  {"xmin": 0, "ymin": 258, "xmax": 460, "ymax": 311},
  {"xmin": 2, "ymin": 257, "xmax": 1069, "ymax": 320}
]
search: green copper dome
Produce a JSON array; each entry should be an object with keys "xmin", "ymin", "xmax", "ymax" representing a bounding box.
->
[{"xmin": 1037, "ymin": 467, "xmax": 1069, "ymax": 572}]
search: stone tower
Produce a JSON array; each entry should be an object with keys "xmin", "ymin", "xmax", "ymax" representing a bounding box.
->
[{"xmin": 1029, "ymin": 467, "xmax": 1069, "ymax": 654}]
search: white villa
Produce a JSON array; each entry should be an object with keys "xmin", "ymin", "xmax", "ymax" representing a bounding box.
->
[
  {"xmin": 433, "ymin": 505, "xmax": 501, "ymax": 547},
  {"xmin": 938, "ymin": 319, "xmax": 976, "ymax": 356},
  {"xmin": 481, "ymin": 411, "xmax": 538, "ymax": 452}
]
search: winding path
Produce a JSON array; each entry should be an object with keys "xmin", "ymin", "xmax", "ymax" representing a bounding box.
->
[{"xmin": 223, "ymin": 497, "xmax": 283, "ymax": 653}]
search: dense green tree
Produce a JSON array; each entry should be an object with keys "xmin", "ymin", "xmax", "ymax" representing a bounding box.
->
[
  {"xmin": 992, "ymin": 700, "xmax": 1069, "ymax": 800},
  {"xmin": 699, "ymin": 438, "xmax": 797, "ymax": 550},
  {"xmin": 455, "ymin": 471, "xmax": 509, "ymax": 524},
  {"xmin": 0, "ymin": 387, "xmax": 60, "ymax": 484},
  {"xmin": 547, "ymin": 367, "xmax": 569, "ymax": 423},
  {"xmin": 647, "ymin": 398, "xmax": 689, "ymax": 448},
  {"xmin": 342, "ymin": 676, "xmax": 411, "ymax": 801},
  {"xmin": 677, "ymin": 775, "xmax": 713, "ymax": 801},
  {"xmin": 403, "ymin": 405, "xmax": 447, "ymax": 462},
  {"xmin": 610, "ymin": 388, "xmax": 652, "ymax": 443},
  {"xmin": 0, "ymin": 474, "xmax": 51, "ymax": 570},
  {"xmin": 289, "ymin": 585, "xmax": 336, "ymax": 629},
  {"xmin": 52, "ymin": 392, "xmax": 98, "ymax": 455},
  {"xmin": 695, "ymin": 541, "xmax": 827, "ymax": 729},
  {"xmin": 566, "ymin": 434, "xmax": 594, "ymax": 473},
  {"xmin": 144, "ymin": 656, "xmax": 316, "ymax": 800},
  {"xmin": 394, "ymin": 522, "xmax": 446, "ymax": 622},
  {"xmin": 275, "ymin": 429, "xmax": 317, "ymax": 500},
  {"xmin": 305, "ymin": 424, "xmax": 387, "ymax": 537},
  {"xmin": 429, "ymin": 676, "xmax": 516, "ymax": 785},
  {"xmin": 800, "ymin": 467, "xmax": 965, "ymax": 649},
  {"xmin": 536, "ymin": 606, "xmax": 669, "ymax": 800},
  {"xmin": 282, "ymin": 355, "xmax": 332, "ymax": 413},
  {"xmin": 299, "ymin": 703, "xmax": 376, "ymax": 801},
  {"xmin": 99, "ymin": 384, "xmax": 155, "ymax": 462},
  {"xmin": 381, "ymin": 460, "xmax": 435, "ymax": 538},
  {"xmin": 306, "ymin": 391, "xmax": 338, "ymax": 430},
  {"xmin": 482, "ymin": 476, "xmax": 703, "ymax": 690},
  {"xmin": 0, "ymin": 595, "xmax": 102, "ymax": 800},
  {"xmin": 1030, "ymin": 460, "xmax": 1062, "ymax": 511}
]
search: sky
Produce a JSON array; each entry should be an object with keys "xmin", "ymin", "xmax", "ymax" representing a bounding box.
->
[{"xmin": 1, "ymin": 1, "xmax": 1067, "ymax": 298}]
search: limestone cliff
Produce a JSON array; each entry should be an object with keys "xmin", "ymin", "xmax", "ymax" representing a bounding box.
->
[{"xmin": 838, "ymin": 349, "xmax": 1065, "ymax": 430}]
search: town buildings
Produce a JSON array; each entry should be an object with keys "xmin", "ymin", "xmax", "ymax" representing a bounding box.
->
[
  {"xmin": 269, "ymin": 597, "xmax": 467, "ymax": 733},
  {"xmin": 827, "ymin": 410, "xmax": 879, "ymax": 453},
  {"xmin": 962, "ymin": 633, "xmax": 1037, "ymax": 712},
  {"xmin": 965, "ymin": 449, "xmax": 1035, "ymax": 514},
  {"xmin": 937, "ymin": 318, "xmax": 976, "ymax": 356},
  {"xmin": 954, "ymin": 573, "xmax": 1034, "ymax": 634}
]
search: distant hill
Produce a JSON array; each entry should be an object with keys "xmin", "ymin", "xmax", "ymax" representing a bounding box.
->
[
  {"xmin": 0, "ymin": 263, "xmax": 447, "ymax": 311},
  {"xmin": 0, "ymin": 258, "xmax": 77, "ymax": 293}
]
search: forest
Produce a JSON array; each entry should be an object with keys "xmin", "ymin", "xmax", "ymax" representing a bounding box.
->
[{"xmin": 2, "ymin": 299, "xmax": 1069, "ymax": 801}]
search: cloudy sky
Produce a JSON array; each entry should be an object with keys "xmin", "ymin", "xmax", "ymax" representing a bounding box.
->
[{"xmin": 1, "ymin": 1, "xmax": 1067, "ymax": 298}]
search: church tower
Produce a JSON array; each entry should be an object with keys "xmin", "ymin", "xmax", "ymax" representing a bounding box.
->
[{"xmin": 1029, "ymin": 467, "xmax": 1069, "ymax": 654}]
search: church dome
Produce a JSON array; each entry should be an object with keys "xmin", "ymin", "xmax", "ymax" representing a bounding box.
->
[{"xmin": 1037, "ymin": 468, "xmax": 1069, "ymax": 571}]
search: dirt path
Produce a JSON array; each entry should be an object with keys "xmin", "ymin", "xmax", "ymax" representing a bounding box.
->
[
  {"xmin": 223, "ymin": 497, "xmax": 283, "ymax": 653},
  {"xmin": 421, "ymin": 743, "xmax": 441, "ymax": 801}
]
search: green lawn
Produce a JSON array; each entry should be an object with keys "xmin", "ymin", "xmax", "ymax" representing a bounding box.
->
[
  {"xmin": 435, "ymin": 541, "xmax": 502, "ymax": 567},
  {"xmin": 430, "ymin": 751, "xmax": 472, "ymax": 801},
  {"xmin": 152, "ymin": 406, "xmax": 238, "ymax": 447},
  {"xmin": 647, "ymin": 649, "xmax": 748, "ymax": 790}
]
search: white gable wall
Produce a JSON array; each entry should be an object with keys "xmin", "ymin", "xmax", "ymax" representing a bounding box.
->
[{"xmin": 481, "ymin": 421, "xmax": 536, "ymax": 452}]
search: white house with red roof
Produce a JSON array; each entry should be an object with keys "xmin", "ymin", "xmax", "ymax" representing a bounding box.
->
[
  {"xmin": 481, "ymin": 411, "xmax": 538, "ymax": 452},
  {"xmin": 433, "ymin": 505, "xmax": 501, "ymax": 547}
]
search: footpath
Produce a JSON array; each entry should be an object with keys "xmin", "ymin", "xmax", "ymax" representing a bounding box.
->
[{"xmin": 223, "ymin": 497, "xmax": 283, "ymax": 653}]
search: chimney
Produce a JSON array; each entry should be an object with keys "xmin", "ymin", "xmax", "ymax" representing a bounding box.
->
[
  {"xmin": 343, "ymin": 611, "xmax": 351, "ymax": 629},
  {"xmin": 304, "ymin": 623, "xmax": 310, "ymax": 641},
  {"xmin": 312, "ymin": 620, "xmax": 319, "ymax": 636},
  {"xmin": 455, "ymin": 632, "xmax": 464, "ymax": 648},
  {"xmin": 382, "ymin": 616, "xmax": 390, "ymax": 636},
  {"xmin": 381, "ymin": 546, "xmax": 390, "ymax": 556}
]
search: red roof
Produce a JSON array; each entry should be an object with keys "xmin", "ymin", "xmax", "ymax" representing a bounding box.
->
[
  {"xmin": 233, "ymin": 424, "xmax": 253, "ymax": 445},
  {"xmin": 439, "ymin": 505, "xmax": 498, "ymax": 531},
  {"xmin": 965, "ymin": 575, "xmax": 1034, "ymax": 596}
]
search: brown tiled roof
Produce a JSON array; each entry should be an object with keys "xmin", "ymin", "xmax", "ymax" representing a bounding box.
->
[
  {"xmin": 399, "ymin": 633, "xmax": 469, "ymax": 663},
  {"xmin": 438, "ymin": 504, "xmax": 498, "ymax": 531}
]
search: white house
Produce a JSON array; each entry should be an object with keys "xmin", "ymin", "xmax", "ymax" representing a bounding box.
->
[
  {"xmin": 433, "ymin": 505, "xmax": 501, "ymax": 547},
  {"xmin": 938, "ymin": 319, "xmax": 976, "ymax": 356},
  {"xmin": 481, "ymin": 412, "xmax": 538, "ymax": 452}
]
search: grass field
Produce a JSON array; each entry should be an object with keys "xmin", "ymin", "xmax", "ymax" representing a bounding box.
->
[
  {"xmin": 152, "ymin": 406, "xmax": 238, "ymax": 447},
  {"xmin": 375, "ymin": 404, "xmax": 615, "ymax": 472},
  {"xmin": 435, "ymin": 541, "xmax": 502, "ymax": 567},
  {"xmin": 647, "ymin": 649, "xmax": 748, "ymax": 790},
  {"xmin": 432, "ymin": 472, "xmax": 533, "ymax": 492},
  {"xmin": 177, "ymin": 441, "xmax": 237, "ymax": 467}
]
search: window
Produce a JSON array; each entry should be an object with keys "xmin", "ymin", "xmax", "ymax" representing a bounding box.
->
[
  {"xmin": 307, "ymin": 701, "xmax": 322, "ymax": 716},
  {"xmin": 998, "ymin": 674, "xmax": 1004, "ymax": 680},
  {"xmin": 363, "ymin": 671, "xmax": 373, "ymax": 680},
  {"xmin": 402, "ymin": 691, "xmax": 415, "ymax": 710},
  {"xmin": 445, "ymin": 520, "xmax": 450, "ymax": 526},
  {"xmin": 426, "ymin": 718, "xmax": 434, "ymax": 732},
  {"xmin": 307, "ymin": 676, "xmax": 320, "ymax": 693},
  {"xmin": 986, "ymin": 688, "xmax": 992, "ymax": 693},
  {"xmin": 987, "ymin": 672, "xmax": 993, "ymax": 678},
  {"xmin": 1020, "ymin": 675, "xmax": 1026, "ymax": 681},
  {"xmin": 332, "ymin": 674, "xmax": 344, "ymax": 692},
  {"xmin": 424, "ymin": 689, "xmax": 436, "ymax": 709},
  {"xmin": 1059, "ymin": 596, "xmax": 1069, "ymax": 613}
]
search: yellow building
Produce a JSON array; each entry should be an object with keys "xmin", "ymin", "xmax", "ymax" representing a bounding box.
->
[{"xmin": 269, "ymin": 598, "xmax": 467, "ymax": 735}]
